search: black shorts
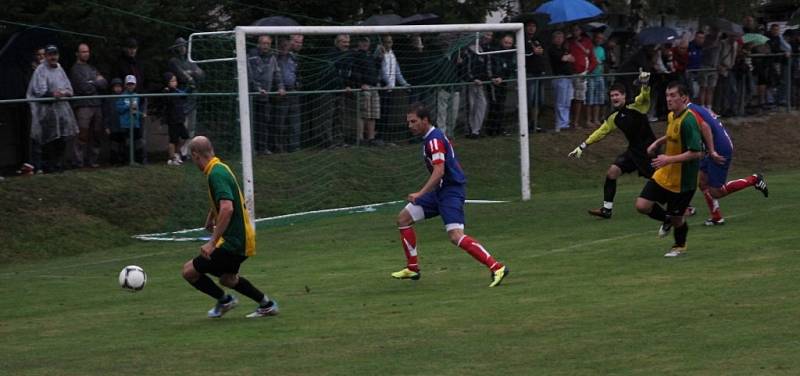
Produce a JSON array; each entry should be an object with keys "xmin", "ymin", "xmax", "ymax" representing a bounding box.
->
[
  {"xmin": 613, "ymin": 150, "xmax": 654, "ymax": 178},
  {"xmin": 193, "ymin": 249, "xmax": 248, "ymax": 277},
  {"xmin": 168, "ymin": 122, "xmax": 189, "ymax": 144},
  {"xmin": 639, "ymin": 180, "xmax": 696, "ymax": 217}
]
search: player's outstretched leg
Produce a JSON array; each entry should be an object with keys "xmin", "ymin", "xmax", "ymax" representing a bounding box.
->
[
  {"xmin": 450, "ymin": 230, "xmax": 507, "ymax": 287},
  {"xmin": 722, "ymin": 174, "xmax": 768, "ymax": 198}
]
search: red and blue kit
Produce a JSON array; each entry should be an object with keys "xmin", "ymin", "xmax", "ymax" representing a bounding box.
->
[
  {"xmin": 413, "ymin": 127, "xmax": 467, "ymax": 228},
  {"xmin": 688, "ymin": 103, "xmax": 734, "ymax": 188}
]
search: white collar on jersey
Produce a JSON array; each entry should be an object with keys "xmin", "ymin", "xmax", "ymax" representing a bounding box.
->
[{"xmin": 423, "ymin": 126, "xmax": 436, "ymax": 139}]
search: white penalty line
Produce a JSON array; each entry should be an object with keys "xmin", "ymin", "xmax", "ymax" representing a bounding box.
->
[{"xmin": 132, "ymin": 199, "xmax": 509, "ymax": 242}]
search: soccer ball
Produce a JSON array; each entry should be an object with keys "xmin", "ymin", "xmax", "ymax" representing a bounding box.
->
[{"xmin": 119, "ymin": 265, "xmax": 147, "ymax": 292}]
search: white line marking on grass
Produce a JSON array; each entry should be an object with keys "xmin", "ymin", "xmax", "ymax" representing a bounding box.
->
[{"xmin": 132, "ymin": 199, "xmax": 509, "ymax": 242}]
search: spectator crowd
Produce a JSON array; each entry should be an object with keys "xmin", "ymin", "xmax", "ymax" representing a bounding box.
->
[{"xmin": 9, "ymin": 14, "xmax": 800, "ymax": 176}]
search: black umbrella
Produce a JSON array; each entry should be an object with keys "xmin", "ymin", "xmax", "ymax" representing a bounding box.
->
[
  {"xmin": 252, "ymin": 16, "xmax": 300, "ymax": 27},
  {"xmin": 360, "ymin": 14, "xmax": 404, "ymax": 26},
  {"xmin": 399, "ymin": 13, "xmax": 441, "ymax": 25},
  {"xmin": 701, "ymin": 17, "xmax": 744, "ymax": 36},
  {"xmin": 509, "ymin": 12, "xmax": 551, "ymax": 27},
  {"xmin": 637, "ymin": 26, "xmax": 678, "ymax": 46}
]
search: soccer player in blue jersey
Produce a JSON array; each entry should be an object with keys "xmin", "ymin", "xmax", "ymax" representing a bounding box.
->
[
  {"xmin": 391, "ymin": 103, "xmax": 508, "ymax": 287},
  {"xmin": 687, "ymin": 102, "xmax": 768, "ymax": 226}
]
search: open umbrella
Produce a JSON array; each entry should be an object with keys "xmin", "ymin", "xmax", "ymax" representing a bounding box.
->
[
  {"xmin": 399, "ymin": 13, "xmax": 441, "ymax": 25},
  {"xmin": 534, "ymin": 0, "xmax": 603, "ymax": 25},
  {"xmin": 743, "ymin": 33, "xmax": 769, "ymax": 46},
  {"xmin": 252, "ymin": 16, "xmax": 300, "ymax": 27},
  {"xmin": 637, "ymin": 26, "xmax": 678, "ymax": 46},
  {"xmin": 360, "ymin": 14, "xmax": 404, "ymax": 26},
  {"xmin": 701, "ymin": 17, "xmax": 744, "ymax": 36}
]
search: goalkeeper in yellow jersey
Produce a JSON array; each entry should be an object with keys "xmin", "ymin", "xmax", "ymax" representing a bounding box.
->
[{"xmin": 568, "ymin": 70, "xmax": 656, "ymax": 219}]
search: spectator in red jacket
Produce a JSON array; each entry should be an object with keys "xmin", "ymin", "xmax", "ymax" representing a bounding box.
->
[{"xmin": 568, "ymin": 25, "xmax": 597, "ymax": 128}]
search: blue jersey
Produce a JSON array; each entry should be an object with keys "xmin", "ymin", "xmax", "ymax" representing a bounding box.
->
[
  {"xmin": 422, "ymin": 127, "xmax": 466, "ymax": 188},
  {"xmin": 687, "ymin": 103, "xmax": 733, "ymax": 156}
]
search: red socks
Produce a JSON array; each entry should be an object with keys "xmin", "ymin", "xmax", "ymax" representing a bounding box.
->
[
  {"xmin": 399, "ymin": 226, "xmax": 419, "ymax": 272},
  {"xmin": 703, "ymin": 189, "xmax": 722, "ymax": 221},
  {"xmin": 457, "ymin": 235, "xmax": 502, "ymax": 272},
  {"xmin": 723, "ymin": 175, "xmax": 757, "ymax": 195},
  {"xmin": 400, "ymin": 227, "xmax": 502, "ymax": 273}
]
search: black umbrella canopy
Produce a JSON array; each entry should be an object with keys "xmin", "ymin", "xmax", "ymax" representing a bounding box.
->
[
  {"xmin": 399, "ymin": 13, "xmax": 441, "ymax": 25},
  {"xmin": 360, "ymin": 14, "xmax": 404, "ymax": 26},
  {"xmin": 509, "ymin": 12, "xmax": 551, "ymax": 27},
  {"xmin": 637, "ymin": 26, "xmax": 678, "ymax": 46},
  {"xmin": 700, "ymin": 17, "xmax": 744, "ymax": 36},
  {"xmin": 252, "ymin": 16, "xmax": 300, "ymax": 27}
]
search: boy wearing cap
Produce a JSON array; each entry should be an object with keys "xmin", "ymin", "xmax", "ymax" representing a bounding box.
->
[{"xmin": 115, "ymin": 75, "xmax": 145, "ymax": 163}]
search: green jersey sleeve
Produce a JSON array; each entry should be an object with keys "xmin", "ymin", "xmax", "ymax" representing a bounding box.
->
[{"xmin": 681, "ymin": 114, "xmax": 703, "ymax": 152}]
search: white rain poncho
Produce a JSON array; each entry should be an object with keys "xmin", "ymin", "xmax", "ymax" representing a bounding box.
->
[{"xmin": 26, "ymin": 63, "xmax": 78, "ymax": 144}]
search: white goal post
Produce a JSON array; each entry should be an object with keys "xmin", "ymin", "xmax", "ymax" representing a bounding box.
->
[{"xmin": 191, "ymin": 24, "xmax": 531, "ymax": 223}]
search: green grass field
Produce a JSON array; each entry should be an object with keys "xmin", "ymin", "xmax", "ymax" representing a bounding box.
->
[{"xmin": 2, "ymin": 168, "xmax": 798, "ymax": 375}]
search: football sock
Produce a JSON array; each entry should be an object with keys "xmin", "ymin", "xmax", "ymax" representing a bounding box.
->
[
  {"xmin": 703, "ymin": 189, "xmax": 723, "ymax": 220},
  {"xmin": 457, "ymin": 235, "xmax": 502, "ymax": 272},
  {"xmin": 722, "ymin": 175, "xmax": 757, "ymax": 194},
  {"xmin": 603, "ymin": 177, "xmax": 617, "ymax": 205},
  {"xmin": 674, "ymin": 222, "xmax": 689, "ymax": 246},
  {"xmin": 232, "ymin": 277, "xmax": 266, "ymax": 304},
  {"xmin": 399, "ymin": 226, "xmax": 419, "ymax": 272},
  {"xmin": 647, "ymin": 204, "xmax": 668, "ymax": 222},
  {"xmin": 190, "ymin": 274, "xmax": 225, "ymax": 301}
]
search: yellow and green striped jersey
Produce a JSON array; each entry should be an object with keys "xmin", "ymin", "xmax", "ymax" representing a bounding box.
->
[
  {"xmin": 652, "ymin": 109, "xmax": 703, "ymax": 193},
  {"xmin": 204, "ymin": 157, "xmax": 256, "ymax": 256}
]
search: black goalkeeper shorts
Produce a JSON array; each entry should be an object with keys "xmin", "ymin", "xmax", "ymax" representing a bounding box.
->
[{"xmin": 613, "ymin": 150, "xmax": 654, "ymax": 178}]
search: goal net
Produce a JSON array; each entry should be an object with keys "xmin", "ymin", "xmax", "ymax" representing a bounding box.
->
[{"xmin": 152, "ymin": 23, "xmax": 531, "ymax": 235}]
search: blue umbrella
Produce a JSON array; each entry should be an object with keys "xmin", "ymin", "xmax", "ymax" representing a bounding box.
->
[
  {"xmin": 534, "ymin": 0, "xmax": 603, "ymax": 25},
  {"xmin": 637, "ymin": 26, "xmax": 679, "ymax": 46}
]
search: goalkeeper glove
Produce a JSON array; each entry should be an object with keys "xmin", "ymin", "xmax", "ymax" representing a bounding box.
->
[
  {"xmin": 568, "ymin": 142, "xmax": 587, "ymax": 158},
  {"xmin": 637, "ymin": 68, "xmax": 650, "ymax": 86}
]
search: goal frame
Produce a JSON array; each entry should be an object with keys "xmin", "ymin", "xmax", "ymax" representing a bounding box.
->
[{"xmin": 192, "ymin": 24, "xmax": 531, "ymax": 223}]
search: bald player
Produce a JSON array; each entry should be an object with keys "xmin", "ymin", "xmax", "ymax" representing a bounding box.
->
[{"xmin": 181, "ymin": 136, "xmax": 279, "ymax": 318}]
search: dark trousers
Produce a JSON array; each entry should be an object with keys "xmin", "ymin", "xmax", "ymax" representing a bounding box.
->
[
  {"xmin": 252, "ymin": 99, "xmax": 272, "ymax": 154},
  {"xmin": 42, "ymin": 137, "xmax": 66, "ymax": 173},
  {"xmin": 485, "ymin": 84, "xmax": 508, "ymax": 136},
  {"xmin": 274, "ymin": 93, "xmax": 301, "ymax": 152}
]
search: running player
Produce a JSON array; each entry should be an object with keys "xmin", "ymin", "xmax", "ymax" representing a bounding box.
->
[
  {"xmin": 636, "ymin": 82, "xmax": 704, "ymax": 257},
  {"xmin": 568, "ymin": 70, "xmax": 655, "ymax": 219},
  {"xmin": 686, "ymin": 102, "xmax": 769, "ymax": 226},
  {"xmin": 391, "ymin": 102, "xmax": 509, "ymax": 287},
  {"xmin": 181, "ymin": 136, "xmax": 279, "ymax": 318}
]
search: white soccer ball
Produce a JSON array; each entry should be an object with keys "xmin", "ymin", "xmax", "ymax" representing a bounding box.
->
[{"xmin": 119, "ymin": 265, "xmax": 147, "ymax": 292}]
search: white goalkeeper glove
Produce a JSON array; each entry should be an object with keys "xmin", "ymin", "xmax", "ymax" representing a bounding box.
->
[
  {"xmin": 568, "ymin": 142, "xmax": 587, "ymax": 158},
  {"xmin": 638, "ymin": 68, "xmax": 650, "ymax": 86}
]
